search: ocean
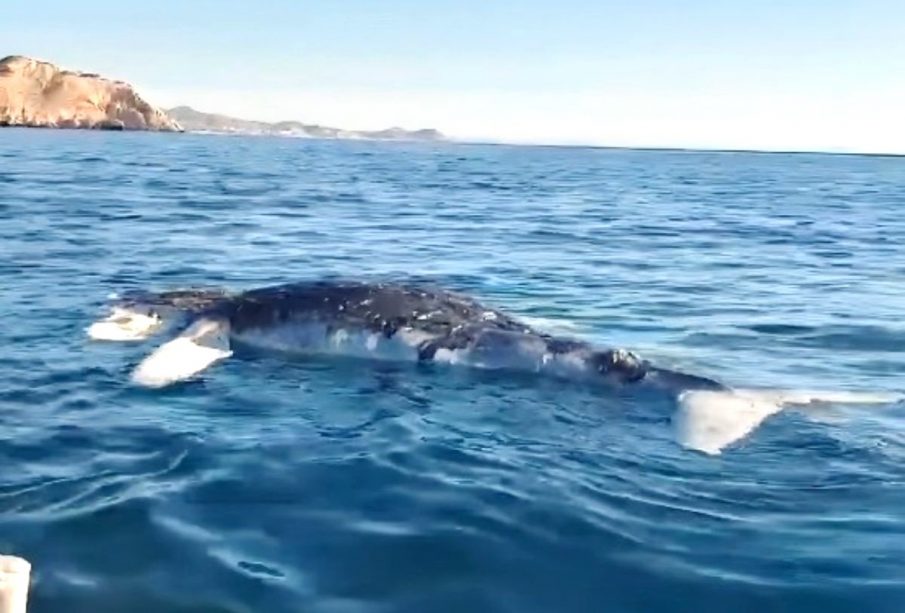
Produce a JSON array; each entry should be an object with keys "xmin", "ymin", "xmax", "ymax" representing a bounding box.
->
[{"xmin": 1, "ymin": 128, "xmax": 903, "ymax": 612}]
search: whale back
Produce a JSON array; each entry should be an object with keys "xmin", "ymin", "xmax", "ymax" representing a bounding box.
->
[{"xmin": 228, "ymin": 281, "xmax": 532, "ymax": 338}]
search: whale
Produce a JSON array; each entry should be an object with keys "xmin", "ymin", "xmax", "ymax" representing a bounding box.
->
[{"xmin": 87, "ymin": 280, "xmax": 898, "ymax": 454}]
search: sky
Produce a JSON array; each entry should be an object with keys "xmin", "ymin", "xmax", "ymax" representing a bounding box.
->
[{"xmin": 4, "ymin": 0, "xmax": 905, "ymax": 153}]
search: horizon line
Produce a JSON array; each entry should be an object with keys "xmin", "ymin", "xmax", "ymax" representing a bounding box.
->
[{"xmin": 164, "ymin": 104, "xmax": 905, "ymax": 159}]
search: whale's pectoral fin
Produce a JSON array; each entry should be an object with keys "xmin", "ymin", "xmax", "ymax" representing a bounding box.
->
[
  {"xmin": 674, "ymin": 390, "xmax": 784, "ymax": 455},
  {"xmin": 674, "ymin": 388, "xmax": 900, "ymax": 455},
  {"xmin": 131, "ymin": 318, "xmax": 232, "ymax": 388}
]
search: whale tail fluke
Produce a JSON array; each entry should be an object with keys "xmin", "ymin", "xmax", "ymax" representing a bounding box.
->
[{"xmin": 675, "ymin": 388, "xmax": 900, "ymax": 455}]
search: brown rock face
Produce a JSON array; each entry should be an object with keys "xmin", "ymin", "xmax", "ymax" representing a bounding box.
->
[{"xmin": 0, "ymin": 55, "xmax": 181, "ymax": 131}]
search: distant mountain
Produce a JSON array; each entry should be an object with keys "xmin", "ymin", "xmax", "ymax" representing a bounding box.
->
[
  {"xmin": 0, "ymin": 55, "xmax": 180, "ymax": 131},
  {"xmin": 0, "ymin": 54, "xmax": 445, "ymax": 141},
  {"xmin": 167, "ymin": 106, "xmax": 445, "ymax": 142}
]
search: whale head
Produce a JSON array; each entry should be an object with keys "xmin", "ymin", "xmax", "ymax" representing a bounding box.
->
[{"xmin": 87, "ymin": 288, "xmax": 231, "ymax": 341}]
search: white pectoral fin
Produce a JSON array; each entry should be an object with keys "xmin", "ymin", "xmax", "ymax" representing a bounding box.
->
[
  {"xmin": 675, "ymin": 390, "xmax": 784, "ymax": 455},
  {"xmin": 131, "ymin": 318, "xmax": 232, "ymax": 388},
  {"xmin": 675, "ymin": 388, "xmax": 901, "ymax": 455}
]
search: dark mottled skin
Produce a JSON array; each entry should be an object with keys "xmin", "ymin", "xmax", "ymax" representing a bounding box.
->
[
  {"xmin": 115, "ymin": 281, "xmax": 726, "ymax": 390},
  {"xmin": 231, "ymin": 281, "xmax": 531, "ymax": 337}
]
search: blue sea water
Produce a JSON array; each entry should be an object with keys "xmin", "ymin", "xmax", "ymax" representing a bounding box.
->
[{"xmin": 1, "ymin": 128, "xmax": 904, "ymax": 613}]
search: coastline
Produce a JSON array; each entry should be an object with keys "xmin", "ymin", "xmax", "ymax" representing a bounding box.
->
[{"xmin": 2, "ymin": 124, "xmax": 901, "ymax": 158}]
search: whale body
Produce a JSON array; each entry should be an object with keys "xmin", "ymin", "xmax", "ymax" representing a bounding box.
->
[{"xmin": 87, "ymin": 281, "xmax": 898, "ymax": 454}]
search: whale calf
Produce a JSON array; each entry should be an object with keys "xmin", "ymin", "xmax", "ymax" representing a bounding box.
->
[{"xmin": 87, "ymin": 280, "xmax": 898, "ymax": 454}]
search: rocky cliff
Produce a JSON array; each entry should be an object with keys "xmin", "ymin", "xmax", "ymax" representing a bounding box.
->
[{"xmin": 0, "ymin": 55, "xmax": 180, "ymax": 131}]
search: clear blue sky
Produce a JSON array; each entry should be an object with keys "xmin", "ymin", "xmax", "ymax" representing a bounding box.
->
[{"xmin": 5, "ymin": 1, "xmax": 904, "ymax": 152}]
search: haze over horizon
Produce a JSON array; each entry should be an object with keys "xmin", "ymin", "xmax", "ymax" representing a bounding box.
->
[{"xmin": 4, "ymin": 0, "xmax": 905, "ymax": 153}]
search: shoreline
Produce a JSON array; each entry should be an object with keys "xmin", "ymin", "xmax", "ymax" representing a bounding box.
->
[{"xmin": 1, "ymin": 124, "xmax": 902, "ymax": 158}]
